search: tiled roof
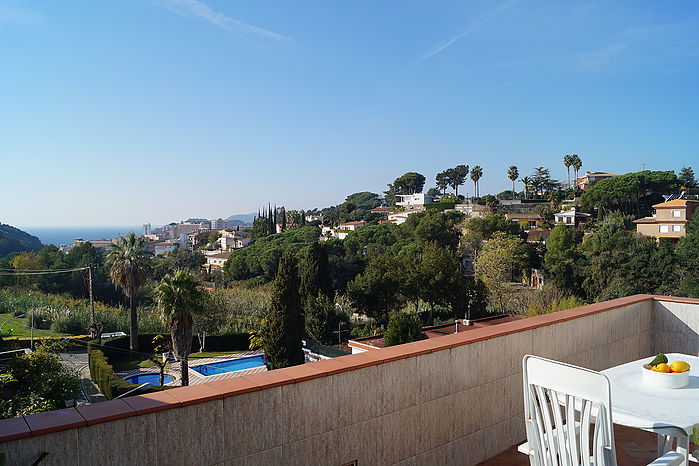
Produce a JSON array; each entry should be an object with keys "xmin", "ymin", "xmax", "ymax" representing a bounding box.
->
[{"xmin": 653, "ymin": 199, "xmax": 699, "ymax": 208}]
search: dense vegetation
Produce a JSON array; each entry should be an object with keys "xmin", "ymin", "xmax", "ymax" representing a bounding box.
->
[{"xmin": 0, "ymin": 223, "xmax": 43, "ymax": 258}]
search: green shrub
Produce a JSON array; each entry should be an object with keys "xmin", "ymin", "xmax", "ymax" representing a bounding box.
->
[
  {"xmin": 383, "ymin": 313, "xmax": 426, "ymax": 347},
  {"xmin": 86, "ymin": 342, "xmax": 167, "ymax": 399}
]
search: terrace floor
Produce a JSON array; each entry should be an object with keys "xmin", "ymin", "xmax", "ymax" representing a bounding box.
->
[{"xmin": 479, "ymin": 425, "xmax": 686, "ymax": 465}]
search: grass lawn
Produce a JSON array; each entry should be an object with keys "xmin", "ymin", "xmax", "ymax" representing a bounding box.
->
[
  {"xmin": 111, "ymin": 350, "xmax": 246, "ymax": 371},
  {"xmin": 0, "ymin": 312, "xmax": 67, "ymax": 338}
]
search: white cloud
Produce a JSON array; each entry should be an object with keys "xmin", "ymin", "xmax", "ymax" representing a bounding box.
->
[{"xmin": 153, "ymin": 0, "xmax": 289, "ymax": 41}]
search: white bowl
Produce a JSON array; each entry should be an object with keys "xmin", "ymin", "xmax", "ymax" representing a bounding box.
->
[{"xmin": 642, "ymin": 365, "xmax": 689, "ymax": 389}]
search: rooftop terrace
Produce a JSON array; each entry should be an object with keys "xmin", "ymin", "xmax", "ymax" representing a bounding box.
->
[{"xmin": 1, "ymin": 294, "xmax": 697, "ymax": 465}]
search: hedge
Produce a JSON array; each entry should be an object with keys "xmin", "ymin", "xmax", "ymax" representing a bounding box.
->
[
  {"xmin": 87, "ymin": 341, "xmax": 167, "ymax": 399},
  {"xmin": 426, "ymin": 201, "xmax": 456, "ymax": 211},
  {"xmin": 101, "ymin": 332, "xmax": 250, "ymax": 361}
]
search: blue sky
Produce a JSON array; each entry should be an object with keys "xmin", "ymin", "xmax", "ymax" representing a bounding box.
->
[{"xmin": 2, "ymin": 0, "xmax": 698, "ymax": 226}]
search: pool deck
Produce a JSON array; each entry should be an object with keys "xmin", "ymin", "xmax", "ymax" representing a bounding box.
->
[{"xmin": 116, "ymin": 350, "xmax": 267, "ymax": 386}]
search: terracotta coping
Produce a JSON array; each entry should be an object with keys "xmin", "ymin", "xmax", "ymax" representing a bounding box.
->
[
  {"xmin": 76, "ymin": 399, "xmax": 135, "ymax": 425},
  {"xmin": 23, "ymin": 407, "xmax": 86, "ymax": 436},
  {"xmin": 1, "ymin": 294, "xmax": 695, "ymax": 443},
  {"xmin": 0, "ymin": 416, "xmax": 31, "ymax": 441}
]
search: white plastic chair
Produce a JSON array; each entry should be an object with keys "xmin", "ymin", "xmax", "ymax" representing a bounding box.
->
[{"xmin": 521, "ymin": 355, "xmax": 684, "ymax": 466}]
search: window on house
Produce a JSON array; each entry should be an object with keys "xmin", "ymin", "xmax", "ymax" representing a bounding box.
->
[
  {"xmin": 660, "ymin": 225, "xmax": 669, "ymax": 233},
  {"xmin": 673, "ymin": 210, "xmax": 681, "ymax": 217},
  {"xmin": 673, "ymin": 225, "xmax": 681, "ymax": 232}
]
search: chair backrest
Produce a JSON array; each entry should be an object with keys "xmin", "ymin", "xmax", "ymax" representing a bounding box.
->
[{"xmin": 522, "ymin": 355, "xmax": 617, "ymax": 466}]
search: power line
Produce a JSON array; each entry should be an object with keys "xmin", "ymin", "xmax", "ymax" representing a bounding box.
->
[
  {"xmin": 0, "ymin": 267, "xmax": 89, "ymax": 272},
  {"xmin": 0, "ymin": 267, "xmax": 89, "ymax": 276}
]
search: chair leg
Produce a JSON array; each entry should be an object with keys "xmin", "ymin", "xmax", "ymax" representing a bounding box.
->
[
  {"xmin": 658, "ymin": 434, "xmax": 673, "ymax": 456},
  {"xmin": 677, "ymin": 435, "xmax": 690, "ymax": 466}
]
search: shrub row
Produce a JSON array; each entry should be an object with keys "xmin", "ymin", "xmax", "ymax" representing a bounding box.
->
[
  {"xmin": 87, "ymin": 341, "xmax": 166, "ymax": 399},
  {"xmin": 101, "ymin": 332, "xmax": 251, "ymax": 360}
]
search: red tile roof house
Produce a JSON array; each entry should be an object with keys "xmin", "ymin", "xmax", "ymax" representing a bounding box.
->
[{"xmin": 1, "ymin": 295, "xmax": 698, "ymax": 465}]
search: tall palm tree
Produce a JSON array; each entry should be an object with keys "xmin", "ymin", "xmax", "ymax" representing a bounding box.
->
[
  {"xmin": 571, "ymin": 154, "xmax": 582, "ymax": 189},
  {"xmin": 563, "ymin": 154, "xmax": 573, "ymax": 189},
  {"xmin": 507, "ymin": 166, "xmax": 519, "ymax": 199},
  {"xmin": 156, "ymin": 269, "xmax": 205, "ymax": 386},
  {"xmin": 470, "ymin": 166, "xmax": 483, "ymax": 198},
  {"xmin": 521, "ymin": 176, "xmax": 531, "ymax": 199},
  {"xmin": 106, "ymin": 232, "xmax": 152, "ymax": 351}
]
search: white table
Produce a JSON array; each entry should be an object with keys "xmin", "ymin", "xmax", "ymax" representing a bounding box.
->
[{"xmin": 601, "ymin": 353, "xmax": 699, "ymax": 465}]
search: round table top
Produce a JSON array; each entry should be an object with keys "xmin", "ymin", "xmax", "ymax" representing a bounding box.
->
[{"xmin": 601, "ymin": 353, "xmax": 699, "ymax": 434}]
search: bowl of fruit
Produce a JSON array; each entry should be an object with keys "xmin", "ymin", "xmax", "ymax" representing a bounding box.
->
[{"xmin": 642, "ymin": 354, "xmax": 691, "ymax": 389}]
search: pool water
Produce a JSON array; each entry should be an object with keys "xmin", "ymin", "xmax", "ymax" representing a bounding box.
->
[
  {"xmin": 124, "ymin": 373, "xmax": 174, "ymax": 386},
  {"xmin": 192, "ymin": 355, "xmax": 266, "ymax": 376}
]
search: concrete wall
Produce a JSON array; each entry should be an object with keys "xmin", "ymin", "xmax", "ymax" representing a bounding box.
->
[
  {"xmin": 652, "ymin": 299, "xmax": 699, "ymax": 355},
  {"xmin": 0, "ymin": 296, "xmax": 676, "ymax": 466}
]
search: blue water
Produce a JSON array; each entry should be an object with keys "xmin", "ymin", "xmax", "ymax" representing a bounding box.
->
[
  {"xmin": 20, "ymin": 226, "xmax": 144, "ymax": 246},
  {"xmin": 124, "ymin": 373, "xmax": 174, "ymax": 386},
  {"xmin": 192, "ymin": 355, "xmax": 266, "ymax": 376}
]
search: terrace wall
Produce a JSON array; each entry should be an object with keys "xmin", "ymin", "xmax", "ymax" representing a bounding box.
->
[
  {"xmin": 652, "ymin": 298, "xmax": 699, "ymax": 355},
  {"xmin": 0, "ymin": 295, "xmax": 693, "ymax": 465}
]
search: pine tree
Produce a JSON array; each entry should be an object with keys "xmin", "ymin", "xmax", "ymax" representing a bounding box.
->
[{"xmin": 263, "ymin": 251, "xmax": 305, "ymax": 369}]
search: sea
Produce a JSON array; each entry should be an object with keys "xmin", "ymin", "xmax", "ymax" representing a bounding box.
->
[{"xmin": 20, "ymin": 227, "xmax": 145, "ymax": 247}]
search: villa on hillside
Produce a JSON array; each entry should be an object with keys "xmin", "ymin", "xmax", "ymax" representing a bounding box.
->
[
  {"xmin": 396, "ymin": 192, "xmax": 437, "ymax": 208},
  {"xmin": 505, "ymin": 213, "xmax": 542, "ymax": 230},
  {"xmin": 554, "ymin": 207, "xmax": 591, "ymax": 227},
  {"xmin": 576, "ymin": 171, "xmax": 620, "ymax": 191},
  {"xmin": 205, "ymin": 251, "xmax": 232, "ymax": 269},
  {"xmin": 634, "ymin": 199, "xmax": 699, "ymax": 240}
]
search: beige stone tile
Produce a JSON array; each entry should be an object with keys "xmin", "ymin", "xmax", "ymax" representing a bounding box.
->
[
  {"xmin": 448, "ymin": 388, "xmax": 482, "ymax": 439},
  {"xmin": 155, "ymin": 400, "xmax": 225, "ymax": 465},
  {"xmin": 222, "ymin": 387, "xmax": 284, "ymax": 459},
  {"xmin": 331, "ymin": 417, "xmax": 382, "ymax": 466},
  {"xmin": 639, "ymin": 330, "xmax": 653, "ymax": 359},
  {"xmin": 282, "ymin": 377, "xmax": 336, "ymax": 443},
  {"xmin": 77, "ymin": 415, "xmax": 157, "ymax": 465},
  {"xmin": 331, "ymin": 365, "xmax": 381, "ymax": 428},
  {"xmin": 1, "ymin": 430, "xmax": 79, "ymax": 466},
  {"xmin": 378, "ymin": 357, "xmax": 418, "ymax": 414},
  {"xmin": 380, "ymin": 405, "xmax": 419, "ymax": 464},
  {"xmin": 416, "ymin": 349, "xmax": 455, "ymax": 403},
  {"xmin": 592, "ymin": 312, "xmax": 613, "ymax": 348},
  {"xmin": 639, "ymin": 301, "xmax": 653, "ymax": 332},
  {"xmin": 449, "ymin": 429, "xmax": 486, "ymax": 465},
  {"xmin": 532, "ymin": 322, "xmax": 572, "ymax": 361},
  {"xmin": 608, "ymin": 305, "xmax": 637, "ymax": 342},
  {"xmin": 413, "ymin": 444, "xmax": 447, "ymax": 465},
  {"xmin": 224, "ymin": 447, "xmax": 283, "ymax": 466},
  {"xmin": 280, "ymin": 431, "xmax": 335, "ymax": 466},
  {"xmin": 451, "ymin": 341, "xmax": 487, "ymax": 393}
]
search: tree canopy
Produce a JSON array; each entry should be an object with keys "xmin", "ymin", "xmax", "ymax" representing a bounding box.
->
[{"xmin": 580, "ymin": 170, "xmax": 680, "ymax": 216}]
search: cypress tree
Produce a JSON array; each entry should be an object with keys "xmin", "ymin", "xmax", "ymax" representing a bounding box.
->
[
  {"xmin": 299, "ymin": 241, "xmax": 331, "ymax": 303},
  {"xmin": 280, "ymin": 206, "xmax": 287, "ymax": 231},
  {"xmin": 263, "ymin": 251, "xmax": 305, "ymax": 369}
]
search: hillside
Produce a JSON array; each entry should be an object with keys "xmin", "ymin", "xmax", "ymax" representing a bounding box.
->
[
  {"xmin": 226, "ymin": 213, "xmax": 256, "ymax": 224},
  {"xmin": 0, "ymin": 223, "xmax": 43, "ymax": 258}
]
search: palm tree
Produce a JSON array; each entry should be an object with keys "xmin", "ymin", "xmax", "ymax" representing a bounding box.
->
[
  {"xmin": 507, "ymin": 166, "xmax": 519, "ymax": 199},
  {"xmin": 521, "ymin": 176, "xmax": 531, "ymax": 199},
  {"xmin": 106, "ymin": 232, "xmax": 152, "ymax": 351},
  {"xmin": 571, "ymin": 154, "xmax": 582, "ymax": 189},
  {"xmin": 470, "ymin": 166, "xmax": 483, "ymax": 198},
  {"xmin": 156, "ymin": 269, "xmax": 205, "ymax": 386},
  {"xmin": 563, "ymin": 154, "xmax": 573, "ymax": 189}
]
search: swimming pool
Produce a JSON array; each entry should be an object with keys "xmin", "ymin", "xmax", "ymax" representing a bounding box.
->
[
  {"xmin": 191, "ymin": 355, "xmax": 266, "ymax": 376},
  {"xmin": 124, "ymin": 373, "xmax": 174, "ymax": 385}
]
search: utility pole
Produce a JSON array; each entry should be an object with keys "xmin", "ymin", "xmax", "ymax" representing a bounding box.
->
[
  {"xmin": 88, "ymin": 266, "xmax": 96, "ymax": 339},
  {"xmin": 333, "ymin": 321, "xmax": 347, "ymax": 345}
]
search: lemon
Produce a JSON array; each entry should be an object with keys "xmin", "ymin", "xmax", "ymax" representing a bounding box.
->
[
  {"xmin": 670, "ymin": 361, "xmax": 690, "ymax": 373},
  {"xmin": 656, "ymin": 363, "xmax": 672, "ymax": 373}
]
